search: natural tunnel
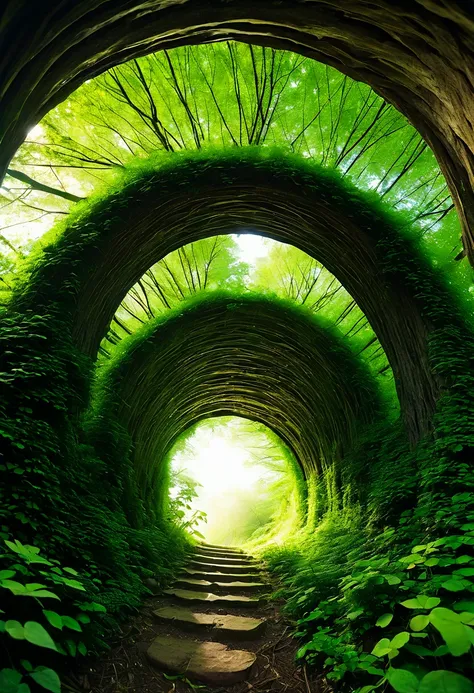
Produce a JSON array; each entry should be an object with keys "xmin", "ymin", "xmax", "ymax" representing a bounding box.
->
[
  {"xmin": 1, "ymin": 15, "xmax": 474, "ymax": 693},
  {"xmin": 87, "ymin": 294, "xmax": 380, "ymax": 519}
]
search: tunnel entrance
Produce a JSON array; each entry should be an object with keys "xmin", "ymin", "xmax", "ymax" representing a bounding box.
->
[{"xmin": 167, "ymin": 416, "xmax": 304, "ymax": 547}]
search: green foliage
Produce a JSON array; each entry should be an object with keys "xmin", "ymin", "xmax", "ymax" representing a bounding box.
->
[{"xmin": 0, "ymin": 539, "xmax": 106, "ymax": 693}]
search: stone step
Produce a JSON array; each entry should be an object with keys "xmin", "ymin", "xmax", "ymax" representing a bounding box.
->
[
  {"xmin": 164, "ymin": 588, "xmax": 262, "ymax": 608},
  {"xmin": 187, "ymin": 559, "xmax": 260, "ymax": 574},
  {"xmin": 193, "ymin": 552, "xmax": 256, "ymax": 564},
  {"xmin": 147, "ymin": 636, "xmax": 256, "ymax": 686},
  {"xmin": 197, "ymin": 548, "xmax": 252, "ymax": 560},
  {"xmin": 175, "ymin": 577, "xmax": 268, "ymax": 594},
  {"xmin": 153, "ymin": 606, "xmax": 266, "ymax": 640},
  {"xmin": 183, "ymin": 568, "xmax": 262, "ymax": 583},
  {"xmin": 200, "ymin": 544, "xmax": 243, "ymax": 553},
  {"xmin": 200, "ymin": 543, "xmax": 243, "ymax": 553}
]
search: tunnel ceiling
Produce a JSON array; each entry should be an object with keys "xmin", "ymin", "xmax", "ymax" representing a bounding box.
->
[
  {"xmin": 13, "ymin": 152, "xmax": 446, "ymax": 441},
  {"xmin": 90, "ymin": 295, "xmax": 380, "ymax": 511},
  {"xmin": 1, "ymin": 1, "xmax": 474, "ymax": 262}
]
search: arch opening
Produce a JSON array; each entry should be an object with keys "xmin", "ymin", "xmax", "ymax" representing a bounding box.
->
[{"xmin": 167, "ymin": 416, "xmax": 305, "ymax": 547}]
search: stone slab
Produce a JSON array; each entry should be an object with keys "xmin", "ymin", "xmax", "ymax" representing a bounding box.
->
[
  {"xmin": 147, "ymin": 635, "xmax": 256, "ymax": 685},
  {"xmin": 164, "ymin": 588, "xmax": 262, "ymax": 607},
  {"xmin": 175, "ymin": 577, "xmax": 268, "ymax": 593},
  {"xmin": 187, "ymin": 559, "xmax": 259, "ymax": 574},
  {"xmin": 193, "ymin": 553, "xmax": 256, "ymax": 564},
  {"xmin": 201, "ymin": 543, "xmax": 242, "ymax": 553},
  {"xmin": 183, "ymin": 568, "xmax": 261, "ymax": 583},
  {"xmin": 153, "ymin": 606, "xmax": 266, "ymax": 639}
]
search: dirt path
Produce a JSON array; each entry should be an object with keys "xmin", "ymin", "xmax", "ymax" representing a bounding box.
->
[{"xmin": 70, "ymin": 545, "xmax": 327, "ymax": 693}]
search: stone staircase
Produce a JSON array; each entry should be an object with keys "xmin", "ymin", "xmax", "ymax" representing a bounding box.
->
[{"xmin": 146, "ymin": 543, "xmax": 270, "ymax": 686}]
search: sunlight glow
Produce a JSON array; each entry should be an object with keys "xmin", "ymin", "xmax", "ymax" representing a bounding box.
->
[{"xmin": 169, "ymin": 418, "xmax": 293, "ymax": 545}]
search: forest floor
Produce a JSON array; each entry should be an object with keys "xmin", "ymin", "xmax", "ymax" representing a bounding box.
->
[{"xmin": 65, "ymin": 549, "xmax": 331, "ymax": 693}]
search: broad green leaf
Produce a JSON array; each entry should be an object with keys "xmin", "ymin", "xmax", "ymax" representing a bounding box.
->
[
  {"xmin": 371, "ymin": 638, "xmax": 392, "ymax": 657},
  {"xmin": 78, "ymin": 641, "xmax": 87, "ymax": 656},
  {"xmin": 22, "ymin": 590, "xmax": 59, "ymax": 600},
  {"xmin": 454, "ymin": 600, "xmax": 474, "ymax": 612},
  {"xmin": 5, "ymin": 620, "xmax": 25, "ymax": 639},
  {"xmin": 390, "ymin": 632, "xmax": 410, "ymax": 649},
  {"xmin": 442, "ymin": 579, "xmax": 468, "ymax": 592},
  {"xmin": 376, "ymin": 613, "xmax": 393, "ymax": 628},
  {"xmin": 2, "ymin": 580, "xmax": 26, "ymax": 594},
  {"xmin": 401, "ymin": 596, "xmax": 439, "ymax": 610},
  {"xmin": 386, "ymin": 668, "xmax": 419, "ymax": 693},
  {"xmin": 418, "ymin": 670, "xmax": 473, "ymax": 693},
  {"xmin": 410, "ymin": 615, "xmax": 429, "ymax": 631},
  {"xmin": 0, "ymin": 570, "xmax": 16, "ymax": 580},
  {"xmin": 401, "ymin": 599, "xmax": 422, "ymax": 609},
  {"xmin": 23, "ymin": 622, "xmax": 57, "ymax": 651},
  {"xmin": 429, "ymin": 608, "xmax": 471, "ymax": 656},
  {"xmin": 0, "ymin": 668, "xmax": 22, "ymax": 693},
  {"xmin": 61, "ymin": 615, "xmax": 82, "ymax": 632},
  {"xmin": 63, "ymin": 567, "xmax": 79, "ymax": 576},
  {"xmin": 30, "ymin": 668, "xmax": 61, "ymax": 693},
  {"xmin": 417, "ymin": 596, "xmax": 440, "ymax": 610},
  {"xmin": 42, "ymin": 610, "xmax": 63, "ymax": 630},
  {"xmin": 61, "ymin": 578, "xmax": 85, "ymax": 591}
]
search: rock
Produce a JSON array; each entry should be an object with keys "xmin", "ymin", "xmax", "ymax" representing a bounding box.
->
[
  {"xmin": 144, "ymin": 577, "xmax": 159, "ymax": 592},
  {"xmin": 187, "ymin": 559, "xmax": 259, "ymax": 574},
  {"xmin": 147, "ymin": 635, "xmax": 256, "ymax": 685},
  {"xmin": 175, "ymin": 577, "xmax": 268, "ymax": 594},
  {"xmin": 153, "ymin": 606, "xmax": 266, "ymax": 639},
  {"xmin": 164, "ymin": 588, "xmax": 262, "ymax": 607},
  {"xmin": 183, "ymin": 568, "xmax": 261, "ymax": 583}
]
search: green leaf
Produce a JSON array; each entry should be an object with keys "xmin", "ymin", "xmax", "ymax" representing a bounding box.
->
[
  {"xmin": 2, "ymin": 580, "xmax": 26, "ymax": 594},
  {"xmin": 76, "ymin": 613, "xmax": 90, "ymax": 624},
  {"xmin": 65, "ymin": 639, "xmax": 76, "ymax": 656},
  {"xmin": 30, "ymin": 668, "xmax": 61, "ymax": 693},
  {"xmin": 386, "ymin": 668, "xmax": 419, "ymax": 693},
  {"xmin": 442, "ymin": 579, "xmax": 468, "ymax": 592},
  {"xmin": 79, "ymin": 601, "xmax": 106, "ymax": 612},
  {"xmin": 390, "ymin": 632, "xmax": 410, "ymax": 649},
  {"xmin": 376, "ymin": 613, "xmax": 393, "ymax": 628},
  {"xmin": 417, "ymin": 596, "xmax": 440, "ymax": 610},
  {"xmin": 42, "ymin": 611, "xmax": 63, "ymax": 630},
  {"xmin": 5, "ymin": 620, "xmax": 25, "ymax": 639},
  {"xmin": 418, "ymin": 670, "xmax": 473, "ymax": 693},
  {"xmin": 454, "ymin": 600, "xmax": 474, "ymax": 612},
  {"xmin": 0, "ymin": 570, "xmax": 16, "ymax": 580},
  {"xmin": 62, "ymin": 578, "xmax": 85, "ymax": 591},
  {"xmin": 410, "ymin": 615, "xmax": 429, "ymax": 631},
  {"xmin": 77, "ymin": 641, "xmax": 87, "ymax": 656},
  {"xmin": 0, "ymin": 668, "xmax": 22, "ymax": 693},
  {"xmin": 63, "ymin": 567, "xmax": 79, "ymax": 576},
  {"xmin": 23, "ymin": 590, "xmax": 60, "ymax": 600},
  {"xmin": 429, "ymin": 608, "xmax": 472, "ymax": 656},
  {"xmin": 400, "ymin": 596, "xmax": 440, "ymax": 610},
  {"xmin": 23, "ymin": 622, "xmax": 57, "ymax": 651},
  {"xmin": 61, "ymin": 615, "xmax": 82, "ymax": 632},
  {"xmin": 371, "ymin": 638, "xmax": 392, "ymax": 657}
]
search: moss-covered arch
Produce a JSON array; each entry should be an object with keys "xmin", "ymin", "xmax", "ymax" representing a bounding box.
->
[
  {"xmin": 87, "ymin": 294, "xmax": 381, "ymax": 520},
  {"xmin": 1, "ymin": 3, "xmax": 474, "ymax": 263},
  {"xmin": 15, "ymin": 151, "xmax": 447, "ymax": 441}
]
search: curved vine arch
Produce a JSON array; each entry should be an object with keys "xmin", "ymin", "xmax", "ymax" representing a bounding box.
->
[
  {"xmin": 1, "ymin": 2, "xmax": 473, "ymax": 260},
  {"xmin": 88, "ymin": 294, "xmax": 380, "ymax": 516},
  {"xmin": 14, "ymin": 151, "xmax": 444, "ymax": 440}
]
